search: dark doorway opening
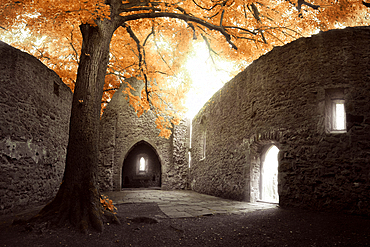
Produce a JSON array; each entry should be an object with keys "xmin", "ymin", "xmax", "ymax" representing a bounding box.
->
[{"xmin": 122, "ymin": 141, "xmax": 161, "ymax": 188}]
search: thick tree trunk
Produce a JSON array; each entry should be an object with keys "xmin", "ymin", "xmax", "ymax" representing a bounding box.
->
[{"xmin": 35, "ymin": 21, "xmax": 119, "ymax": 233}]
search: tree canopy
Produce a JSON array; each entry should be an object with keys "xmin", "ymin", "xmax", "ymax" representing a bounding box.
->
[{"xmin": 1, "ymin": 0, "xmax": 369, "ymax": 136}]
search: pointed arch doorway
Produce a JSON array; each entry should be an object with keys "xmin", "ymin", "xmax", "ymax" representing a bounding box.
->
[
  {"xmin": 122, "ymin": 141, "xmax": 161, "ymax": 188},
  {"xmin": 260, "ymin": 145, "xmax": 279, "ymax": 203}
]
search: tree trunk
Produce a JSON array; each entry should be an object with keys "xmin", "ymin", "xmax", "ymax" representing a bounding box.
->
[{"xmin": 35, "ymin": 21, "xmax": 119, "ymax": 233}]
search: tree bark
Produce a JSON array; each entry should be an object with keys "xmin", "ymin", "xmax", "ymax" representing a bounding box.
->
[{"xmin": 35, "ymin": 21, "xmax": 119, "ymax": 233}]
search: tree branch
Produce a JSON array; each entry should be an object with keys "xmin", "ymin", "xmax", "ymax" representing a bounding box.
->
[
  {"xmin": 192, "ymin": 0, "xmax": 223, "ymax": 11},
  {"xmin": 118, "ymin": 12, "xmax": 239, "ymax": 50},
  {"xmin": 103, "ymin": 87, "xmax": 119, "ymax": 92},
  {"xmin": 122, "ymin": 23, "xmax": 151, "ymax": 104},
  {"xmin": 67, "ymin": 28, "xmax": 79, "ymax": 63},
  {"xmin": 363, "ymin": 1, "xmax": 370, "ymax": 7},
  {"xmin": 143, "ymin": 25, "xmax": 155, "ymax": 47},
  {"xmin": 220, "ymin": 9, "xmax": 225, "ymax": 26},
  {"xmin": 297, "ymin": 0, "xmax": 320, "ymax": 12},
  {"xmin": 250, "ymin": 3, "xmax": 261, "ymax": 23}
]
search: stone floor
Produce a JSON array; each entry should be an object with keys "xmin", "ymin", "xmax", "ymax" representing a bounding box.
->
[{"xmin": 103, "ymin": 189, "xmax": 277, "ymax": 218}]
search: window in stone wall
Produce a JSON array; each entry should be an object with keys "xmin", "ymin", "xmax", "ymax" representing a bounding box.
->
[
  {"xmin": 54, "ymin": 81, "xmax": 60, "ymax": 96},
  {"xmin": 201, "ymin": 130, "xmax": 206, "ymax": 160},
  {"xmin": 260, "ymin": 145, "xmax": 279, "ymax": 203},
  {"xmin": 139, "ymin": 157, "xmax": 146, "ymax": 171},
  {"xmin": 136, "ymin": 155, "xmax": 149, "ymax": 175},
  {"xmin": 332, "ymin": 100, "xmax": 346, "ymax": 131},
  {"xmin": 325, "ymin": 88, "xmax": 346, "ymax": 133}
]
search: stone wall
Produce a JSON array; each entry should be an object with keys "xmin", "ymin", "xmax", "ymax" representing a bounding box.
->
[
  {"xmin": 0, "ymin": 41, "xmax": 72, "ymax": 215},
  {"xmin": 190, "ymin": 27, "xmax": 370, "ymax": 215},
  {"xmin": 99, "ymin": 78, "xmax": 189, "ymax": 191}
]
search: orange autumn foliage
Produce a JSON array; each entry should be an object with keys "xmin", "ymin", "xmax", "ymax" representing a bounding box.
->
[
  {"xmin": 1, "ymin": 0, "xmax": 369, "ymax": 137},
  {"xmin": 100, "ymin": 194, "xmax": 117, "ymax": 214}
]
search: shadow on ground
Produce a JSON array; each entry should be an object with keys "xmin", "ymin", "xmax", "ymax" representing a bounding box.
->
[{"xmin": 1, "ymin": 202, "xmax": 370, "ymax": 247}]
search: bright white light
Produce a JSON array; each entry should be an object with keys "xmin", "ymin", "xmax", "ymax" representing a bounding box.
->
[
  {"xmin": 261, "ymin": 145, "xmax": 279, "ymax": 203},
  {"xmin": 139, "ymin": 157, "xmax": 146, "ymax": 171},
  {"xmin": 334, "ymin": 102, "xmax": 345, "ymax": 130},
  {"xmin": 184, "ymin": 41, "xmax": 238, "ymax": 119},
  {"xmin": 334, "ymin": 23, "xmax": 346, "ymax": 29}
]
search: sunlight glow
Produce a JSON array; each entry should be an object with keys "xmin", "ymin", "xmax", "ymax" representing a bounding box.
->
[{"xmin": 183, "ymin": 41, "xmax": 241, "ymax": 119}]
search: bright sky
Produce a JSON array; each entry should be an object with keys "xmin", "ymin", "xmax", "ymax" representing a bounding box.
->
[{"xmin": 183, "ymin": 41, "xmax": 241, "ymax": 119}]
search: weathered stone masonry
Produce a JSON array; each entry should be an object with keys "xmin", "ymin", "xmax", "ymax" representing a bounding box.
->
[
  {"xmin": 98, "ymin": 78, "xmax": 190, "ymax": 191},
  {"xmin": 191, "ymin": 27, "xmax": 370, "ymax": 215},
  {"xmin": 0, "ymin": 41, "xmax": 72, "ymax": 215},
  {"xmin": 1, "ymin": 26, "xmax": 369, "ymax": 217}
]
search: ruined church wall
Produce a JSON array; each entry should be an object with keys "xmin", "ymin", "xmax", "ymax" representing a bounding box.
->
[
  {"xmin": 191, "ymin": 27, "xmax": 370, "ymax": 215},
  {"xmin": 0, "ymin": 41, "xmax": 72, "ymax": 215},
  {"xmin": 99, "ymin": 78, "xmax": 189, "ymax": 191}
]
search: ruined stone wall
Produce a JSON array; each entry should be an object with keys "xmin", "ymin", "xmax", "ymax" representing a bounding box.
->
[
  {"xmin": 99, "ymin": 78, "xmax": 189, "ymax": 191},
  {"xmin": 190, "ymin": 27, "xmax": 370, "ymax": 215},
  {"xmin": 171, "ymin": 118, "xmax": 191, "ymax": 189},
  {"xmin": 0, "ymin": 41, "xmax": 72, "ymax": 215}
]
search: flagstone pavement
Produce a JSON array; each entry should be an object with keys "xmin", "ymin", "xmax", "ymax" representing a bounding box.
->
[{"xmin": 102, "ymin": 189, "xmax": 277, "ymax": 219}]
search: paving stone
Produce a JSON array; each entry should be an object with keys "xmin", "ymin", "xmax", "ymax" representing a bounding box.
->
[{"xmin": 105, "ymin": 189, "xmax": 276, "ymax": 219}]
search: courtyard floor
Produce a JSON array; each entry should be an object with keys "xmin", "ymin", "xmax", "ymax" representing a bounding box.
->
[
  {"xmin": 103, "ymin": 189, "xmax": 277, "ymax": 218},
  {"xmin": 1, "ymin": 189, "xmax": 369, "ymax": 246}
]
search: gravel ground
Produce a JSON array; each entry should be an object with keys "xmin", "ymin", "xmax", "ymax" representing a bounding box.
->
[{"xmin": 1, "ymin": 203, "xmax": 369, "ymax": 247}]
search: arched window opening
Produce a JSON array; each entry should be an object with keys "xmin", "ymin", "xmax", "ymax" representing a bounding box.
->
[
  {"xmin": 139, "ymin": 157, "xmax": 146, "ymax": 172},
  {"xmin": 121, "ymin": 141, "xmax": 161, "ymax": 188},
  {"xmin": 260, "ymin": 145, "xmax": 279, "ymax": 203}
]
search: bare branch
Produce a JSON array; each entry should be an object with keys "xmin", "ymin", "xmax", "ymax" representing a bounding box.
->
[
  {"xmin": 223, "ymin": 26, "xmax": 257, "ymax": 35},
  {"xmin": 243, "ymin": 3, "xmax": 248, "ymax": 19},
  {"xmin": 103, "ymin": 87, "xmax": 119, "ymax": 92},
  {"xmin": 118, "ymin": 1, "xmax": 190, "ymax": 15},
  {"xmin": 67, "ymin": 28, "xmax": 79, "ymax": 63},
  {"xmin": 187, "ymin": 22, "xmax": 197, "ymax": 39},
  {"xmin": 251, "ymin": 3, "xmax": 261, "ymax": 23},
  {"xmin": 143, "ymin": 25, "xmax": 155, "ymax": 47},
  {"xmin": 192, "ymin": 0, "xmax": 222, "ymax": 11},
  {"xmin": 33, "ymin": 46, "xmax": 51, "ymax": 60},
  {"xmin": 122, "ymin": 23, "xmax": 150, "ymax": 104}
]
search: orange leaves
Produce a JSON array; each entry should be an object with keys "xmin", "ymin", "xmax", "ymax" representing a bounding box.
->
[
  {"xmin": 100, "ymin": 194, "xmax": 117, "ymax": 214},
  {"xmin": 2, "ymin": 0, "xmax": 370, "ymax": 140},
  {"xmin": 155, "ymin": 116, "xmax": 173, "ymax": 138}
]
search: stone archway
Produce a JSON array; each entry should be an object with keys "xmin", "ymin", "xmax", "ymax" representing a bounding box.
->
[
  {"xmin": 259, "ymin": 145, "xmax": 279, "ymax": 203},
  {"xmin": 121, "ymin": 141, "xmax": 162, "ymax": 188}
]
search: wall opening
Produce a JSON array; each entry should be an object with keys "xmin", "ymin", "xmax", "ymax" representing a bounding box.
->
[
  {"xmin": 122, "ymin": 141, "xmax": 161, "ymax": 188},
  {"xmin": 259, "ymin": 145, "xmax": 279, "ymax": 203},
  {"xmin": 139, "ymin": 157, "xmax": 146, "ymax": 171},
  {"xmin": 332, "ymin": 100, "xmax": 346, "ymax": 131},
  {"xmin": 325, "ymin": 88, "xmax": 346, "ymax": 133},
  {"xmin": 53, "ymin": 81, "xmax": 60, "ymax": 96}
]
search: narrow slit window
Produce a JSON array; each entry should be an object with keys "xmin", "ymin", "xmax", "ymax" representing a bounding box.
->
[
  {"xmin": 333, "ymin": 100, "xmax": 346, "ymax": 131},
  {"xmin": 139, "ymin": 157, "xmax": 146, "ymax": 171},
  {"xmin": 201, "ymin": 130, "xmax": 206, "ymax": 159},
  {"xmin": 54, "ymin": 82, "xmax": 60, "ymax": 96},
  {"xmin": 325, "ymin": 88, "xmax": 346, "ymax": 133}
]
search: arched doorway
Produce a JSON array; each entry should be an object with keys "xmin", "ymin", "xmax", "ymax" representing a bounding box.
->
[
  {"xmin": 260, "ymin": 145, "xmax": 279, "ymax": 203},
  {"xmin": 122, "ymin": 141, "xmax": 161, "ymax": 188}
]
